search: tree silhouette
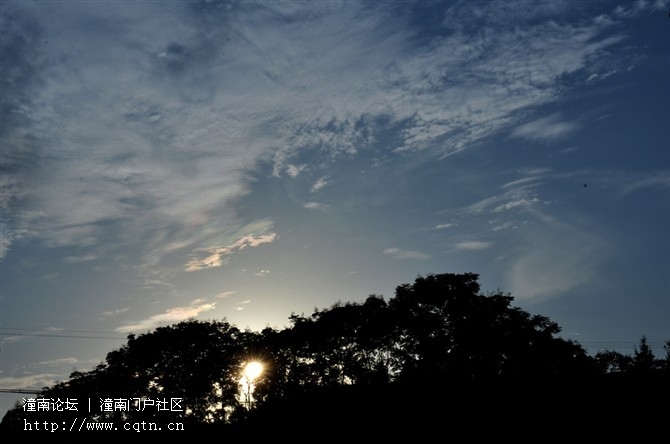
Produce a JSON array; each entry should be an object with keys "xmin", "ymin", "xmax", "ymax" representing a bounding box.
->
[
  {"xmin": 2, "ymin": 272, "xmax": 668, "ymax": 433},
  {"xmin": 632, "ymin": 335, "xmax": 656, "ymax": 373},
  {"xmin": 388, "ymin": 273, "xmax": 595, "ymax": 381},
  {"xmin": 594, "ymin": 349, "xmax": 633, "ymax": 373}
]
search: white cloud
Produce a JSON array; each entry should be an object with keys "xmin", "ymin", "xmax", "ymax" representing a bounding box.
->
[
  {"xmin": 435, "ymin": 223, "xmax": 455, "ymax": 229},
  {"xmin": 115, "ymin": 300, "xmax": 216, "ymax": 333},
  {"xmin": 311, "ymin": 177, "xmax": 329, "ymax": 193},
  {"xmin": 286, "ymin": 164, "xmax": 307, "ymax": 178},
  {"xmin": 454, "ymin": 241, "xmax": 492, "ymax": 251},
  {"xmin": 36, "ymin": 357, "xmax": 79, "ymax": 367},
  {"xmin": 63, "ymin": 254, "xmax": 98, "ymax": 264},
  {"xmin": 614, "ymin": 0, "xmax": 669, "ymax": 17},
  {"xmin": 185, "ymin": 230, "xmax": 278, "ymax": 272},
  {"xmin": 500, "ymin": 176, "xmax": 543, "ymax": 189},
  {"xmin": 511, "ymin": 114, "xmax": 579, "ymax": 141},
  {"xmin": 0, "ymin": 374, "xmax": 62, "ymax": 391},
  {"xmin": 493, "ymin": 197, "xmax": 540, "ymax": 213},
  {"xmin": 39, "ymin": 273, "xmax": 59, "ymax": 282},
  {"xmin": 98, "ymin": 308, "xmax": 130, "ymax": 318},
  {"xmin": 0, "ymin": 0, "xmax": 640, "ymax": 280},
  {"xmin": 0, "ymin": 227, "xmax": 11, "ymax": 260},
  {"xmin": 556, "ymin": 146, "xmax": 579, "ymax": 155},
  {"xmin": 463, "ymin": 188, "xmax": 541, "ymax": 216},
  {"xmin": 507, "ymin": 224, "xmax": 607, "ymax": 302},
  {"xmin": 304, "ymin": 202, "xmax": 329, "ymax": 211},
  {"xmin": 491, "ymin": 221, "xmax": 516, "ymax": 232},
  {"xmin": 621, "ymin": 172, "xmax": 670, "ymax": 195},
  {"xmin": 383, "ymin": 247, "xmax": 431, "ymax": 260},
  {"xmin": 141, "ymin": 279, "xmax": 175, "ymax": 290}
]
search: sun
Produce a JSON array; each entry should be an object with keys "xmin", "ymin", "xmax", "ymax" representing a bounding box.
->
[
  {"xmin": 243, "ymin": 361, "xmax": 263, "ymax": 381},
  {"xmin": 240, "ymin": 361, "xmax": 264, "ymax": 409}
]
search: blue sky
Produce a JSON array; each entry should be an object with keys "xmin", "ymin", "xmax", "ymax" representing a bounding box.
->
[{"xmin": 1, "ymin": 0, "xmax": 669, "ymax": 417}]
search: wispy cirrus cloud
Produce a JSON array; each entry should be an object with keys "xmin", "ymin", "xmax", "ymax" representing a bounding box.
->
[
  {"xmin": 304, "ymin": 202, "xmax": 329, "ymax": 211},
  {"xmin": 0, "ymin": 230, "xmax": 12, "ymax": 260},
  {"xmin": 236, "ymin": 299, "xmax": 252, "ymax": 311},
  {"xmin": 511, "ymin": 114, "xmax": 580, "ymax": 141},
  {"xmin": 463, "ymin": 188, "xmax": 542, "ymax": 216},
  {"xmin": 0, "ymin": 374, "xmax": 62, "ymax": 392},
  {"xmin": 383, "ymin": 247, "xmax": 431, "ymax": 260},
  {"xmin": 36, "ymin": 357, "xmax": 79, "ymax": 367},
  {"xmin": 454, "ymin": 241, "xmax": 492, "ymax": 251},
  {"xmin": 63, "ymin": 254, "xmax": 98, "ymax": 264},
  {"xmin": 506, "ymin": 224, "xmax": 608, "ymax": 302},
  {"xmin": 97, "ymin": 308, "xmax": 130, "ymax": 318},
  {"xmin": 613, "ymin": 0, "xmax": 670, "ymax": 18},
  {"xmin": 115, "ymin": 299, "xmax": 216, "ymax": 334},
  {"xmin": 0, "ymin": 0, "xmax": 646, "ymax": 278},
  {"xmin": 620, "ymin": 171, "xmax": 670, "ymax": 195},
  {"xmin": 493, "ymin": 197, "xmax": 540, "ymax": 213},
  {"xmin": 185, "ymin": 231, "xmax": 277, "ymax": 272}
]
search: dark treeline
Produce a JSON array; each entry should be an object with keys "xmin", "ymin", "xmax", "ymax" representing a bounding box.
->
[{"xmin": 2, "ymin": 273, "xmax": 668, "ymax": 434}]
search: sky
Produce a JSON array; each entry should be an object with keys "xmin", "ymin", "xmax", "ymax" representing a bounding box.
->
[{"xmin": 1, "ymin": 0, "xmax": 669, "ymax": 418}]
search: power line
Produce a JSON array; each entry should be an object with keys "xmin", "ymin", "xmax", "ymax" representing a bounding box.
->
[
  {"xmin": 0, "ymin": 327, "xmax": 127, "ymax": 340},
  {"xmin": 1, "ymin": 327, "xmax": 126, "ymax": 334},
  {"xmin": 0, "ymin": 332, "xmax": 126, "ymax": 340},
  {"xmin": 0, "ymin": 328, "xmax": 666, "ymax": 353},
  {"xmin": 0, "ymin": 389, "xmax": 42, "ymax": 395}
]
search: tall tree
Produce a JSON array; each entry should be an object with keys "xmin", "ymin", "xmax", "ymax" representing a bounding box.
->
[
  {"xmin": 387, "ymin": 273, "xmax": 595, "ymax": 381},
  {"xmin": 632, "ymin": 335, "xmax": 656, "ymax": 373}
]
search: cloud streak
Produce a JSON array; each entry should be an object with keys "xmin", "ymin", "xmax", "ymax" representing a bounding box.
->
[
  {"xmin": 511, "ymin": 114, "xmax": 580, "ymax": 141},
  {"xmin": 454, "ymin": 241, "xmax": 492, "ymax": 251},
  {"xmin": 383, "ymin": 248, "xmax": 431, "ymax": 260},
  {"xmin": 507, "ymin": 225, "xmax": 608, "ymax": 302},
  {"xmin": 185, "ymin": 231, "xmax": 278, "ymax": 272},
  {"xmin": 115, "ymin": 299, "xmax": 216, "ymax": 334}
]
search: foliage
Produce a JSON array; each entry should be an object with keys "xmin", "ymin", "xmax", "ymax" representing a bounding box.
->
[{"xmin": 1, "ymin": 272, "xmax": 668, "ymax": 432}]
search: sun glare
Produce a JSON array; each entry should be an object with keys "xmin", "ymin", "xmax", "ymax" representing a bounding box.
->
[
  {"xmin": 240, "ymin": 361, "xmax": 264, "ymax": 409},
  {"xmin": 244, "ymin": 361, "xmax": 263, "ymax": 381}
]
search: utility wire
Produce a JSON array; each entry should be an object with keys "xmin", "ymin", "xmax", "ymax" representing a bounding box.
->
[{"xmin": 0, "ymin": 327, "xmax": 127, "ymax": 340}]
